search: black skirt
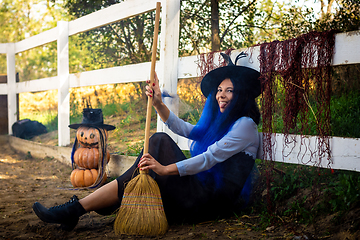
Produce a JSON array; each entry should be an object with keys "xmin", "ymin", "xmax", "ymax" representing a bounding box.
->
[{"xmin": 101, "ymin": 132, "xmax": 255, "ymax": 224}]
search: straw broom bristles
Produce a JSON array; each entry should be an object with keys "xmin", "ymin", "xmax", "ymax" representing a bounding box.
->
[
  {"xmin": 114, "ymin": 170, "xmax": 168, "ymax": 236},
  {"xmin": 114, "ymin": 2, "xmax": 168, "ymax": 236}
]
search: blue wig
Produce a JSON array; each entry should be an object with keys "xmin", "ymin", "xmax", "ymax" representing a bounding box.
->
[
  {"xmin": 189, "ymin": 78, "xmax": 255, "ymax": 157},
  {"xmin": 189, "ymin": 77, "xmax": 259, "ymax": 196}
]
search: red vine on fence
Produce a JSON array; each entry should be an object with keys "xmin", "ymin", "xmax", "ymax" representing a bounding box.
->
[{"xmin": 259, "ymin": 30, "xmax": 337, "ymax": 211}]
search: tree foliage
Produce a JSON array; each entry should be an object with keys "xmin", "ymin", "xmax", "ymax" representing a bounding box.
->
[
  {"xmin": 180, "ymin": 0, "xmax": 262, "ymax": 55},
  {"xmin": 65, "ymin": 0, "xmax": 158, "ymax": 69},
  {"xmin": 315, "ymin": 0, "xmax": 360, "ymax": 33},
  {"xmin": 0, "ymin": 0, "xmax": 66, "ymax": 80},
  {"xmin": 276, "ymin": 0, "xmax": 360, "ymax": 40}
]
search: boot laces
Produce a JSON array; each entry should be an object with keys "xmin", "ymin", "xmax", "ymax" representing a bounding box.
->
[{"xmin": 49, "ymin": 195, "xmax": 79, "ymax": 210}]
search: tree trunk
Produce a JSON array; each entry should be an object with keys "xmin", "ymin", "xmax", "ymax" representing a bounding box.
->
[
  {"xmin": 211, "ymin": 0, "xmax": 220, "ymax": 51},
  {"xmin": 320, "ymin": 0, "xmax": 335, "ymax": 19}
]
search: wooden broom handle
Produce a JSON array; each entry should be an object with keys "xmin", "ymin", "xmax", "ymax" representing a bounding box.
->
[{"xmin": 143, "ymin": 2, "xmax": 161, "ymax": 155}]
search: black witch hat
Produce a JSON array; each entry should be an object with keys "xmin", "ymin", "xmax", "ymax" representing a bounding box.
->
[
  {"xmin": 200, "ymin": 52, "xmax": 261, "ymax": 99},
  {"xmin": 68, "ymin": 108, "xmax": 115, "ymax": 131}
]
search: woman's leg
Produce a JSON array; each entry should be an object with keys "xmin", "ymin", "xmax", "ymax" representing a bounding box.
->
[{"xmin": 79, "ymin": 180, "xmax": 119, "ymax": 212}]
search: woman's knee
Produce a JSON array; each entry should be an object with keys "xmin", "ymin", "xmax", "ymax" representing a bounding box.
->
[
  {"xmin": 149, "ymin": 132, "xmax": 172, "ymax": 143},
  {"xmin": 149, "ymin": 132, "xmax": 175, "ymax": 150},
  {"xmin": 149, "ymin": 132, "xmax": 186, "ymax": 164}
]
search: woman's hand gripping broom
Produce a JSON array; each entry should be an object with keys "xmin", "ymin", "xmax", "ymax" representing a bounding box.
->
[{"xmin": 114, "ymin": 2, "xmax": 168, "ymax": 236}]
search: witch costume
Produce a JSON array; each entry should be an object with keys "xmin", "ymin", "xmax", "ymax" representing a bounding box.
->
[{"xmin": 104, "ymin": 52, "xmax": 262, "ymax": 224}]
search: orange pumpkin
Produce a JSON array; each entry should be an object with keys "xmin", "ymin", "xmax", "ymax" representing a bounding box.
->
[
  {"xmin": 74, "ymin": 147, "xmax": 110, "ymax": 169},
  {"xmin": 76, "ymin": 126, "xmax": 108, "ymax": 148},
  {"xmin": 70, "ymin": 168, "xmax": 107, "ymax": 188}
]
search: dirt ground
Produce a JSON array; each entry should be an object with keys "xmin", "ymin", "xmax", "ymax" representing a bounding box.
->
[{"xmin": 1, "ymin": 135, "xmax": 359, "ymax": 240}]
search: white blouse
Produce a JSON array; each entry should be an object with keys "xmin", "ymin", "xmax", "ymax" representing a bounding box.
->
[{"xmin": 164, "ymin": 111, "xmax": 259, "ymax": 177}]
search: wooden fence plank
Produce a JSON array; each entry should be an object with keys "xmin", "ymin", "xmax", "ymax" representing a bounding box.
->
[
  {"xmin": 69, "ymin": 62, "xmax": 152, "ymax": 88},
  {"xmin": 14, "ymin": 27, "xmax": 58, "ymax": 53},
  {"xmin": 6, "ymin": 43, "xmax": 17, "ymax": 134},
  {"xmin": 156, "ymin": 0, "xmax": 181, "ymax": 136},
  {"xmin": 0, "ymin": 43, "xmax": 8, "ymax": 54},
  {"xmin": 57, "ymin": 21, "xmax": 70, "ymax": 147},
  {"xmin": 0, "ymin": 83, "xmax": 7, "ymax": 94},
  {"xmin": 16, "ymin": 77, "xmax": 57, "ymax": 93},
  {"xmin": 333, "ymin": 30, "xmax": 360, "ymax": 66},
  {"xmin": 68, "ymin": 0, "xmax": 159, "ymax": 36}
]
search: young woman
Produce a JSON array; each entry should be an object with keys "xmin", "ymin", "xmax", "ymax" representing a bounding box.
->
[{"xmin": 32, "ymin": 52, "xmax": 261, "ymax": 231}]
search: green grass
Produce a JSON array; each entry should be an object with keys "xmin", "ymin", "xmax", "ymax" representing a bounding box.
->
[
  {"xmin": 244, "ymin": 161, "xmax": 360, "ymax": 229},
  {"xmin": 124, "ymin": 141, "xmax": 144, "ymax": 156},
  {"xmin": 331, "ymin": 91, "xmax": 360, "ymax": 138}
]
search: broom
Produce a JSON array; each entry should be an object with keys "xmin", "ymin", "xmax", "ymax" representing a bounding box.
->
[{"xmin": 114, "ymin": 2, "xmax": 168, "ymax": 236}]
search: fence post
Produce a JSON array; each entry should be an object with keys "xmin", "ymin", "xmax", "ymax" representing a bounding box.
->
[
  {"xmin": 57, "ymin": 21, "xmax": 70, "ymax": 147},
  {"xmin": 6, "ymin": 43, "xmax": 17, "ymax": 135},
  {"xmin": 157, "ymin": 0, "xmax": 180, "ymax": 138}
]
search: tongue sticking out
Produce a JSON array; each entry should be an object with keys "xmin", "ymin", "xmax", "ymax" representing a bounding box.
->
[{"xmin": 219, "ymin": 102, "xmax": 227, "ymax": 109}]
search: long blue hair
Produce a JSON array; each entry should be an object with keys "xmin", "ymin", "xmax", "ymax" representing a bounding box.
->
[{"xmin": 189, "ymin": 78, "xmax": 260, "ymax": 157}]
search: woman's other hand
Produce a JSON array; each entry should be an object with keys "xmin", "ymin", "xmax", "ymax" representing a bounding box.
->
[
  {"xmin": 145, "ymin": 72, "xmax": 162, "ymax": 108},
  {"xmin": 145, "ymin": 72, "xmax": 170, "ymax": 122}
]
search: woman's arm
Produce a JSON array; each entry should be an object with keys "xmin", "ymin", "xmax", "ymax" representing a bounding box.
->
[
  {"xmin": 176, "ymin": 117, "xmax": 259, "ymax": 176},
  {"xmin": 139, "ymin": 117, "xmax": 259, "ymax": 177},
  {"xmin": 146, "ymin": 73, "xmax": 194, "ymax": 137}
]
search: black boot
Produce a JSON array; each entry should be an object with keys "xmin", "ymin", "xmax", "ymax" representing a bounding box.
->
[{"xmin": 32, "ymin": 195, "xmax": 87, "ymax": 231}]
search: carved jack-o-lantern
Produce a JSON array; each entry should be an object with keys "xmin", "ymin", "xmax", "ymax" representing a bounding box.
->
[{"xmin": 76, "ymin": 126, "xmax": 108, "ymax": 148}]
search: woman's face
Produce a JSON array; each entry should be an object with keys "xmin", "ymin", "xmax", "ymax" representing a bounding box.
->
[{"xmin": 216, "ymin": 78, "xmax": 234, "ymax": 113}]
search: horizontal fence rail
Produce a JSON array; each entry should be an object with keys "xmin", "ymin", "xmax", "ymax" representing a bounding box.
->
[
  {"xmin": 0, "ymin": 0, "xmax": 359, "ymax": 172},
  {"xmin": 177, "ymin": 134, "xmax": 360, "ymax": 172}
]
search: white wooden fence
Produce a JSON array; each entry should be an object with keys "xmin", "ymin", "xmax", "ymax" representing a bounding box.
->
[{"xmin": 0, "ymin": 0, "xmax": 359, "ymax": 172}]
